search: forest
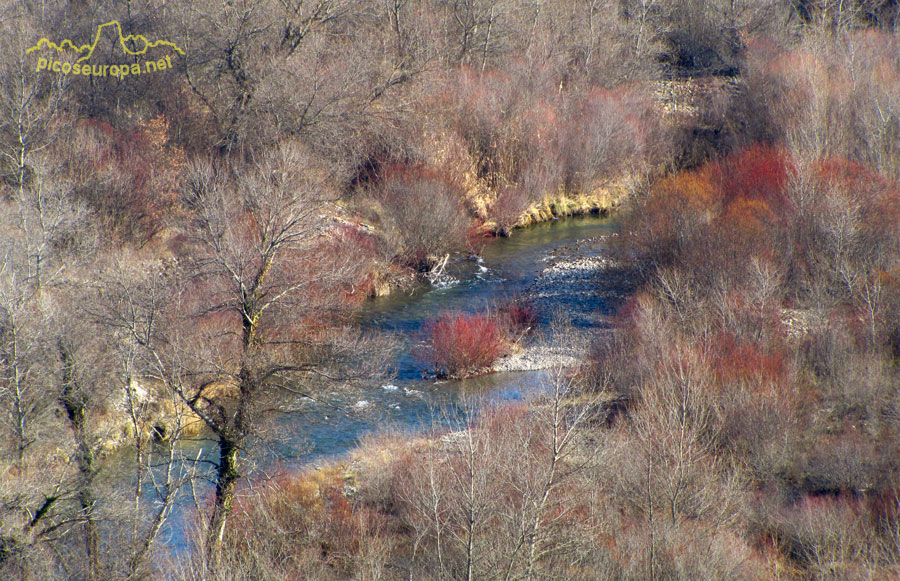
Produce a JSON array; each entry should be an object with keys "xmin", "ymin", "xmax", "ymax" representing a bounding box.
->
[{"xmin": 2, "ymin": 0, "xmax": 900, "ymax": 579}]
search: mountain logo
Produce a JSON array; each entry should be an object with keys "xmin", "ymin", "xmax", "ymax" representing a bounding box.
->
[{"xmin": 27, "ymin": 20, "xmax": 185, "ymax": 78}]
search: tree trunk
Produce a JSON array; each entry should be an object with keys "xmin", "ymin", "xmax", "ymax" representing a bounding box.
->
[
  {"xmin": 58, "ymin": 342, "xmax": 101, "ymax": 580},
  {"xmin": 206, "ymin": 301, "xmax": 257, "ymax": 563},
  {"xmin": 206, "ymin": 434, "xmax": 242, "ymax": 562}
]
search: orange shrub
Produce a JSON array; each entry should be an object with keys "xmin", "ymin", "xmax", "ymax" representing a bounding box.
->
[
  {"xmin": 623, "ymin": 166, "xmax": 718, "ymax": 266},
  {"xmin": 225, "ymin": 467, "xmax": 397, "ymax": 578}
]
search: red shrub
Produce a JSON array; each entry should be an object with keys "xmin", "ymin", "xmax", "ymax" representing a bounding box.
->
[
  {"xmin": 710, "ymin": 144, "xmax": 794, "ymax": 212},
  {"xmin": 708, "ymin": 332, "xmax": 788, "ymax": 392},
  {"xmin": 498, "ymin": 295, "xmax": 539, "ymax": 333},
  {"xmin": 625, "ymin": 144, "xmax": 797, "ymax": 269},
  {"xmin": 423, "ymin": 311, "xmax": 509, "ymax": 377}
]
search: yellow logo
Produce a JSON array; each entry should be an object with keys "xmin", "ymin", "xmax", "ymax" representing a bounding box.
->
[{"xmin": 27, "ymin": 20, "xmax": 184, "ymax": 78}]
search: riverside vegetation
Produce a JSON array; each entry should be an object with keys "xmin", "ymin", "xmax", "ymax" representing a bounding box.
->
[{"xmin": 3, "ymin": 1, "xmax": 900, "ymax": 579}]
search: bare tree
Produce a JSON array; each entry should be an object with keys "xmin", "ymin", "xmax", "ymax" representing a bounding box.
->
[
  {"xmin": 170, "ymin": 142, "xmax": 389, "ymax": 562},
  {"xmin": 396, "ymin": 331, "xmax": 606, "ymax": 580},
  {"xmin": 82, "ymin": 260, "xmax": 200, "ymax": 579},
  {"xmin": 0, "ymin": 14, "xmax": 69, "ymax": 193},
  {"xmin": 176, "ymin": 0, "xmax": 416, "ymax": 154},
  {"xmin": 0, "ymin": 259, "xmax": 49, "ymax": 463}
]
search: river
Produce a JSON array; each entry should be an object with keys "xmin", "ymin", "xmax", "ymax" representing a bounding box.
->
[
  {"xmin": 154, "ymin": 214, "xmax": 624, "ymax": 552},
  {"xmin": 266, "ymin": 214, "xmax": 622, "ymax": 465}
]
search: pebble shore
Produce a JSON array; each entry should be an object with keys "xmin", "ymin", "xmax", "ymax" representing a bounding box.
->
[{"xmin": 491, "ymin": 234, "xmax": 636, "ymax": 373}]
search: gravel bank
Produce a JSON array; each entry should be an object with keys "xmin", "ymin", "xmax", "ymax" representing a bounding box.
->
[{"xmin": 490, "ymin": 234, "xmax": 637, "ymax": 373}]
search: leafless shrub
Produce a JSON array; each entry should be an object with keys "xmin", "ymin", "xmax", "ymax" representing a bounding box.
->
[{"xmin": 368, "ymin": 165, "xmax": 471, "ymax": 270}]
